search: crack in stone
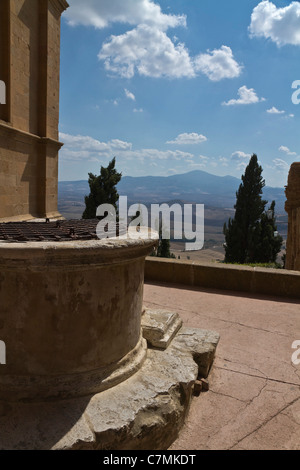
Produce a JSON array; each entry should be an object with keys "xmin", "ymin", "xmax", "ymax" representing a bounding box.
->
[
  {"xmin": 144, "ymin": 301, "xmax": 291, "ymax": 339},
  {"xmin": 209, "ymin": 389, "xmax": 248, "ymax": 403},
  {"xmin": 280, "ymin": 407, "xmax": 300, "ymax": 427},
  {"xmin": 228, "ymin": 395, "xmax": 300, "ymax": 450},
  {"xmin": 245, "ymin": 381, "xmax": 268, "ymax": 407},
  {"xmin": 215, "ymin": 365, "xmax": 300, "ymax": 388},
  {"xmin": 200, "ymin": 380, "xmax": 279, "ymax": 448},
  {"xmin": 292, "ymin": 365, "xmax": 300, "ymax": 382},
  {"xmin": 219, "ymin": 358, "xmax": 267, "ymax": 379},
  {"xmin": 222, "ymin": 355, "xmax": 300, "ymax": 383},
  {"xmin": 144, "ymin": 294, "xmax": 300, "ymax": 450}
]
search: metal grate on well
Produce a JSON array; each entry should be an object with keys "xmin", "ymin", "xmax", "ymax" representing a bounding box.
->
[{"xmin": 0, "ymin": 220, "xmax": 126, "ymax": 243}]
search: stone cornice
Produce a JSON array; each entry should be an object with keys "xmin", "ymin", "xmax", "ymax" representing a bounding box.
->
[
  {"xmin": 0, "ymin": 121, "xmax": 64, "ymax": 149},
  {"xmin": 49, "ymin": 0, "xmax": 69, "ymax": 15}
]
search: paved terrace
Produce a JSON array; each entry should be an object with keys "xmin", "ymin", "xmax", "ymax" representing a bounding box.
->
[{"xmin": 143, "ymin": 282, "xmax": 300, "ymax": 450}]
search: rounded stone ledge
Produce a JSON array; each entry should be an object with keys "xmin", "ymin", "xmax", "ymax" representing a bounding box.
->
[
  {"xmin": 0, "ymin": 229, "xmax": 158, "ymax": 270},
  {"xmin": 0, "ymin": 336, "xmax": 148, "ymax": 402},
  {"xmin": 0, "ymin": 214, "xmax": 63, "ymax": 223}
]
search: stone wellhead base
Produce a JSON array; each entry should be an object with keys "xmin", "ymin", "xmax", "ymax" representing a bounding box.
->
[
  {"xmin": 0, "ymin": 235, "xmax": 158, "ymax": 401},
  {"xmin": 0, "ymin": 309, "xmax": 219, "ymax": 450}
]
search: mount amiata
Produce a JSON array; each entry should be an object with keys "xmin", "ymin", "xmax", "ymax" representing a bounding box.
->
[{"xmin": 59, "ymin": 170, "xmax": 286, "ymax": 213}]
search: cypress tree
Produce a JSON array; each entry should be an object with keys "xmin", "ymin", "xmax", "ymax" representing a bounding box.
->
[
  {"xmin": 157, "ymin": 237, "xmax": 173, "ymax": 258},
  {"xmin": 82, "ymin": 157, "xmax": 122, "ymax": 219},
  {"xmin": 223, "ymin": 154, "xmax": 282, "ymax": 264},
  {"xmin": 252, "ymin": 201, "xmax": 283, "ymax": 263},
  {"xmin": 154, "ymin": 221, "xmax": 175, "ymax": 259}
]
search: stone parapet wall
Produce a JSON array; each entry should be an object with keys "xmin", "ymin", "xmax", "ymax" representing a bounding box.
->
[{"xmin": 145, "ymin": 258, "xmax": 300, "ymax": 299}]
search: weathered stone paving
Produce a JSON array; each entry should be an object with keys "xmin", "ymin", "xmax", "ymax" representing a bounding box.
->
[{"xmin": 143, "ymin": 283, "xmax": 300, "ymax": 450}]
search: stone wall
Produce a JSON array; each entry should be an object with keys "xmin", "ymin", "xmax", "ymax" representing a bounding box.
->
[
  {"xmin": 285, "ymin": 162, "xmax": 300, "ymax": 271},
  {"xmin": 145, "ymin": 257, "xmax": 300, "ymax": 299},
  {"xmin": 0, "ymin": 0, "xmax": 68, "ymax": 221}
]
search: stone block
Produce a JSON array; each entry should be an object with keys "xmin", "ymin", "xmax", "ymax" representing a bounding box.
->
[
  {"xmin": 141, "ymin": 308, "xmax": 183, "ymax": 349},
  {"xmin": 171, "ymin": 328, "xmax": 220, "ymax": 378}
]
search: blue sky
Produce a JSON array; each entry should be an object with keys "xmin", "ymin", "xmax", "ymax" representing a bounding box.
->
[{"xmin": 59, "ymin": 0, "xmax": 300, "ymax": 187}]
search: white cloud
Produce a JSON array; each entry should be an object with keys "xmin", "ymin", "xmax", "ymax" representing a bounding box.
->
[
  {"xmin": 188, "ymin": 155, "xmax": 209, "ymax": 169},
  {"xmin": 279, "ymin": 145, "xmax": 297, "ymax": 156},
  {"xmin": 132, "ymin": 149, "xmax": 194, "ymax": 161},
  {"xmin": 238, "ymin": 160, "xmax": 249, "ymax": 168},
  {"xmin": 167, "ymin": 132, "xmax": 207, "ymax": 145},
  {"xmin": 124, "ymin": 89, "xmax": 136, "ymax": 101},
  {"xmin": 198, "ymin": 155, "xmax": 209, "ymax": 162},
  {"xmin": 110, "ymin": 139, "xmax": 133, "ymax": 150},
  {"xmin": 99, "ymin": 25, "xmax": 195, "ymax": 79},
  {"xmin": 133, "ymin": 108, "xmax": 144, "ymax": 113},
  {"xmin": 194, "ymin": 46, "xmax": 243, "ymax": 82},
  {"xmin": 231, "ymin": 151, "xmax": 251, "ymax": 161},
  {"xmin": 59, "ymin": 133, "xmax": 194, "ymax": 163},
  {"xmin": 60, "ymin": 133, "xmax": 110, "ymax": 153},
  {"xmin": 249, "ymin": 1, "xmax": 300, "ymax": 46},
  {"xmin": 267, "ymin": 106, "xmax": 285, "ymax": 114},
  {"xmin": 232, "ymin": 157, "xmax": 251, "ymax": 172},
  {"xmin": 59, "ymin": 133, "xmax": 132, "ymax": 161},
  {"xmin": 188, "ymin": 162, "xmax": 207, "ymax": 169},
  {"xmin": 222, "ymin": 86, "xmax": 265, "ymax": 106},
  {"xmin": 64, "ymin": 0, "xmax": 186, "ymax": 31},
  {"xmin": 273, "ymin": 158, "xmax": 290, "ymax": 172},
  {"xmin": 65, "ymin": 2, "xmax": 242, "ymax": 81},
  {"xmin": 236, "ymin": 161, "xmax": 248, "ymax": 172},
  {"xmin": 219, "ymin": 157, "xmax": 229, "ymax": 166}
]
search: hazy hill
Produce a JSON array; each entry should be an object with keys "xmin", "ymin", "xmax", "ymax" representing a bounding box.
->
[
  {"xmin": 58, "ymin": 170, "xmax": 286, "ymax": 213},
  {"xmin": 58, "ymin": 170, "xmax": 288, "ymax": 256}
]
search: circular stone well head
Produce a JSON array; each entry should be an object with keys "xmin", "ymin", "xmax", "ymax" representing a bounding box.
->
[{"xmin": 0, "ymin": 222, "xmax": 158, "ymax": 402}]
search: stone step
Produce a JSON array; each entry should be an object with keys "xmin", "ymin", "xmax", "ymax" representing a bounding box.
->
[
  {"xmin": 0, "ymin": 326, "xmax": 220, "ymax": 450},
  {"xmin": 141, "ymin": 308, "xmax": 183, "ymax": 349}
]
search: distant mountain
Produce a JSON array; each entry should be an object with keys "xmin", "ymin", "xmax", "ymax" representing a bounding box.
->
[{"xmin": 58, "ymin": 170, "xmax": 286, "ymax": 213}]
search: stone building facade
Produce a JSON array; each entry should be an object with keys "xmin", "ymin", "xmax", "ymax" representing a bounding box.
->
[
  {"xmin": 285, "ymin": 162, "xmax": 300, "ymax": 271},
  {"xmin": 0, "ymin": 0, "xmax": 68, "ymax": 221}
]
